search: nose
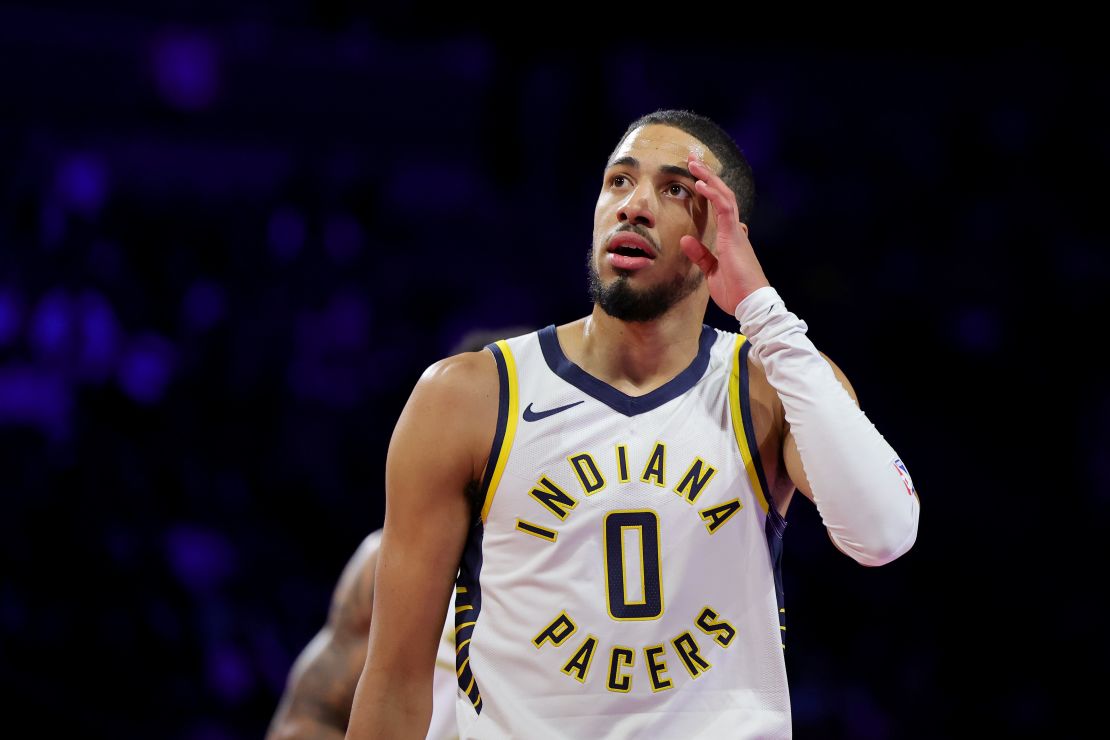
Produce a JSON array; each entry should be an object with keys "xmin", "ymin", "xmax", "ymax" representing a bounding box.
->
[{"xmin": 617, "ymin": 186, "xmax": 655, "ymax": 228}]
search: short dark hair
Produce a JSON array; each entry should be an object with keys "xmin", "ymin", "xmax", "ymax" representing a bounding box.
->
[{"xmin": 614, "ymin": 109, "xmax": 756, "ymax": 225}]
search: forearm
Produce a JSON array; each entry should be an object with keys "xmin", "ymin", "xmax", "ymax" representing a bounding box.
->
[
  {"xmin": 346, "ymin": 678, "xmax": 431, "ymax": 740},
  {"xmin": 347, "ymin": 616, "xmax": 436, "ymax": 740},
  {"xmin": 736, "ymin": 287, "xmax": 919, "ymax": 565}
]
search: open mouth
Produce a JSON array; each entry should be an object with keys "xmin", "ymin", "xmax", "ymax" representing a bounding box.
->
[
  {"xmin": 611, "ymin": 244, "xmax": 653, "ymax": 259},
  {"xmin": 605, "ymin": 233, "xmax": 657, "ymax": 271},
  {"xmin": 606, "ymin": 232, "xmax": 657, "ymax": 259}
]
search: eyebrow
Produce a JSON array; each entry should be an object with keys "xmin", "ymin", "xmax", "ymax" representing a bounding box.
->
[{"xmin": 606, "ymin": 156, "xmax": 695, "ymax": 181}]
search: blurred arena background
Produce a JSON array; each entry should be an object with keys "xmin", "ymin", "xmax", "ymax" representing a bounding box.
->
[{"xmin": 1, "ymin": 5, "xmax": 1106, "ymax": 737}]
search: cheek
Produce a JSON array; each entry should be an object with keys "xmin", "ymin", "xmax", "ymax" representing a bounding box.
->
[
  {"xmin": 593, "ymin": 201, "xmax": 613, "ymax": 234},
  {"xmin": 691, "ymin": 198, "xmax": 711, "ymax": 233},
  {"xmin": 594, "ymin": 196, "xmax": 623, "ymax": 232},
  {"xmin": 670, "ymin": 203, "xmax": 704, "ymax": 241},
  {"xmin": 595, "ymin": 190, "xmax": 619, "ymax": 216}
]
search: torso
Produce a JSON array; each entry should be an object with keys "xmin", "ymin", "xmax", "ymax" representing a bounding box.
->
[{"xmin": 451, "ymin": 324, "xmax": 792, "ymax": 739}]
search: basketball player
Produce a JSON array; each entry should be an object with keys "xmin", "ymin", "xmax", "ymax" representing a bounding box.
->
[
  {"xmin": 265, "ymin": 530, "xmax": 458, "ymax": 740},
  {"xmin": 345, "ymin": 109, "xmax": 921, "ymax": 738},
  {"xmin": 267, "ymin": 328, "xmax": 533, "ymax": 740}
]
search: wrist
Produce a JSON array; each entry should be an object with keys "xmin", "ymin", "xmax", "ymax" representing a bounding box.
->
[{"xmin": 733, "ymin": 286, "xmax": 783, "ymax": 329}]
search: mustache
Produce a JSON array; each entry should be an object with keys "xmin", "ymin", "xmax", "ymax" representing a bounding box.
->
[{"xmin": 611, "ymin": 224, "xmax": 660, "ymax": 254}]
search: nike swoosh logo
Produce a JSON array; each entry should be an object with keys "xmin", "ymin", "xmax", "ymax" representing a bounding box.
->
[{"xmin": 522, "ymin": 400, "xmax": 584, "ymax": 422}]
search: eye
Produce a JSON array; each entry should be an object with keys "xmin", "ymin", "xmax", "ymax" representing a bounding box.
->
[
  {"xmin": 665, "ymin": 182, "xmax": 692, "ymax": 199},
  {"xmin": 611, "ymin": 174, "xmax": 630, "ymax": 188}
]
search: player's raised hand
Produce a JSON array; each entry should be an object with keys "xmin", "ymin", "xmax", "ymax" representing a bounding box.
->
[{"xmin": 680, "ymin": 153, "xmax": 770, "ymax": 315}]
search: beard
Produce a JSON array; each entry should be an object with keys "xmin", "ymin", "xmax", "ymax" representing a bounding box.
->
[{"xmin": 587, "ymin": 247, "xmax": 704, "ymax": 323}]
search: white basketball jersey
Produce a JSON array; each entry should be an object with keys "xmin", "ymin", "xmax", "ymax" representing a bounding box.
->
[{"xmin": 453, "ymin": 325, "xmax": 790, "ymax": 739}]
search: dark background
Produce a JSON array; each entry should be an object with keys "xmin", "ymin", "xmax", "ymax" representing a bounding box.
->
[{"xmin": 2, "ymin": 6, "xmax": 1106, "ymax": 738}]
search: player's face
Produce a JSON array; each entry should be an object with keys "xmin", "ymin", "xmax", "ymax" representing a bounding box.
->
[{"xmin": 590, "ymin": 124, "xmax": 719, "ymax": 321}]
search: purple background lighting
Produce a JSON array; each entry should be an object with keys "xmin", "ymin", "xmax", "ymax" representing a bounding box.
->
[
  {"xmin": 151, "ymin": 31, "xmax": 221, "ymax": 112},
  {"xmin": 0, "ymin": 10, "xmax": 1105, "ymax": 739}
]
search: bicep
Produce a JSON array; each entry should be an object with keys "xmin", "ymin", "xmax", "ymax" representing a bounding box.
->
[
  {"xmin": 781, "ymin": 352, "xmax": 859, "ymax": 501},
  {"xmin": 266, "ymin": 626, "xmax": 364, "ymax": 740},
  {"xmin": 268, "ymin": 534, "xmax": 382, "ymax": 739},
  {"xmin": 364, "ymin": 355, "xmax": 495, "ymax": 685}
]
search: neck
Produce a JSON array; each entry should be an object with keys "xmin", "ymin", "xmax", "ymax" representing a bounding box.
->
[{"xmin": 566, "ymin": 293, "xmax": 708, "ymax": 395}]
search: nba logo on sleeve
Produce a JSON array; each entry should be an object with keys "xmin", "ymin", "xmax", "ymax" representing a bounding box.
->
[{"xmin": 893, "ymin": 458, "xmax": 915, "ymax": 496}]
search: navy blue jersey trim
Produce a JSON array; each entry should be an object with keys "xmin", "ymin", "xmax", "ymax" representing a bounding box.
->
[
  {"xmin": 537, "ymin": 324, "xmax": 716, "ymax": 417},
  {"xmin": 739, "ymin": 338, "xmax": 788, "ymax": 643},
  {"xmin": 765, "ymin": 514, "xmax": 787, "ymax": 644},
  {"xmin": 738, "ymin": 340, "xmax": 784, "ymax": 537},
  {"xmin": 478, "ymin": 343, "xmax": 510, "ymax": 502},
  {"xmin": 455, "ymin": 523, "xmax": 485, "ymax": 714}
]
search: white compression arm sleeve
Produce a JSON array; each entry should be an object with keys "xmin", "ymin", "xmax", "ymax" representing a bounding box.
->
[{"xmin": 735, "ymin": 286, "xmax": 919, "ymax": 566}]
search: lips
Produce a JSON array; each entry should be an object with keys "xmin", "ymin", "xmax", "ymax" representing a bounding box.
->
[
  {"xmin": 607, "ymin": 232, "xmax": 657, "ymax": 258},
  {"xmin": 605, "ymin": 232, "xmax": 657, "ymax": 271}
]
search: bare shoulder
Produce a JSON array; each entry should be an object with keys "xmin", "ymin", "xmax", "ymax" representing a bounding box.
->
[
  {"xmin": 419, "ymin": 346, "xmax": 498, "ymax": 392},
  {"xmin": 391, "ymin": 347, "xmax": 501, "ymax": 491},
  {"xmin": 344, "ymin": 529, "xmax": 383, "ymax": 580},
  {"xmin": 409, "ymin": 347, "xmax": 500, "ymax": 420},
  {"xmin": 266, "ymin": 531, "xmax": 383, "ymax": 740},
  {"xmin": 328, "ymin": 530, "xmax": 383, "ymax": 634}
]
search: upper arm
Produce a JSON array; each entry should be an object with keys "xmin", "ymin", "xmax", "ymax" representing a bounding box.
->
[
  {"xmin": 364, "ymin": 350, "xmax": 498, "ymax": 685},
  {"xmin": 781, "ymin": 352, "xmax": 859, "ymax": 502},
  {"xmin": 266, "ymin": 533, "xmax": 383, "ymax": 739}
]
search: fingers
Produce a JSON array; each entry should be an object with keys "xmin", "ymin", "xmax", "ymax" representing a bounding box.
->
[
  {"xmin": 680, "ymin": 235, "xmax": 717, "ymax": 276},
  {"xmin": 688, "ymin": 155, "xmax": 738, "ymax": 223}
]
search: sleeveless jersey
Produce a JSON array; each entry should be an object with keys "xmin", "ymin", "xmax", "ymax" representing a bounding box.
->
[{"xmin": 453, "ymin": 325, "xmax": 790, "ymax": 739}]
